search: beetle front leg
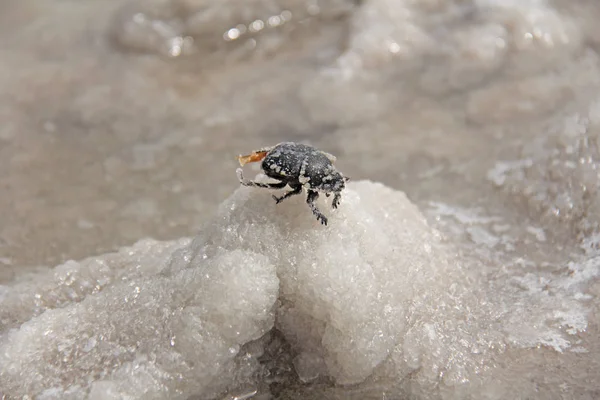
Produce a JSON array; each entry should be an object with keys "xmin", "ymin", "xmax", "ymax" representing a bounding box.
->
[{"xmin": 236, "ymin": 168, "xmax": 287, "ymax": 189}]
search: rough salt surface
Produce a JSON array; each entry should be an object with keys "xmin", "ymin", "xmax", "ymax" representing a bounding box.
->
[
  {"xmin": 1, "ymin": 181, "xmax": 595, "ymax": 399},
  {"xmin": 487, "ymin": 96, "xmax": 600, "ymax": 237},
  {"xmin": 110, "ymin": 0, "xmax": 356, "ymax": 59}
]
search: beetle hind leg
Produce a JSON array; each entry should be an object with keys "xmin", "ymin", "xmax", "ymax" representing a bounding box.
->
[
  {"xmin": 307, "ymin": 190, "xmax": 328, "ymax": 225},
  {"xmin": 332, "ymin": 192, "xmax": 341, "ymax": 209}
]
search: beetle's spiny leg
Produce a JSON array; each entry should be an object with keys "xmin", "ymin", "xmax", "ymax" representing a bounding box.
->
[
  {"xmin": 273, "ymin": 185, "xmax": 302, "ymax": 204},
  {"xmin": 332, "ymin": 192, "xmax": 341, "ymax": 209},
  {"xmin": 307, "ymin": 190, "xmax": 327, "ymax": 225},
  {"xmin": 236, "ymin": 168, "xmax": 287, "ymax": 189}
]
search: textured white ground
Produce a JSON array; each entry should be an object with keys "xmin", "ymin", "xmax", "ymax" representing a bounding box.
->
[
  {"xmin": 1, "ymin": 180, "xmax": 595, "ymax": 399},
  {"xmin": 1, "ymin": 0, "xmax": 600, "ymax": 398}
]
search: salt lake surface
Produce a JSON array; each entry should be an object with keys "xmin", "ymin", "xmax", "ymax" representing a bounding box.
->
[{"xmin": 0, "ymin": 0, "xmax": 599, "ymax": 399}]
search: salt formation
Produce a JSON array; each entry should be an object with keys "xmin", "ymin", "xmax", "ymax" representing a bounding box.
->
[
  {"xmin": 487, "ymin": 96, "xmax": 600, "ymax": 237},
  {"xmin": 2, "ymin": 179, "xmax": 594, "ymax": 399},
  {"xmin": 301, "ymin": 0, "xmax": 586, "ymax": 125},
  {"xmin": 0, "ymin": 180, "xmax": 468, "ymax": 398},
  {"xmin": 0, "ymin": 237, "xmax": 279, "ymax": 399},
  {"xmin": 110, "ymin": 0, "xmax": 356, "ymax": 58},
  {"xmin": 3, "ymin": 0, "xmax": 600, "ymax": 397}
]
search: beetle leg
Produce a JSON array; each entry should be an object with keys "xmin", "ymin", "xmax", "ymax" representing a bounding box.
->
[
  {"xmin": 237, "ymin": 168, "xmax": 287, "ymax": 189},
  {"xmin": 307, "ymin": 190, "xmax": 327, "ymax": 225},
  {"xmin": 273, "ymin": 185, "xmax": 302, "ymax": 204},
  {"xmin": 332, "ymin": 192, "xmax": 341, "ymax": 209}
]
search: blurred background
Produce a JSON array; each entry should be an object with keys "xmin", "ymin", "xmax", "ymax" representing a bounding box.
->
[
  {"xmin": 0, "ymin": 0, "xmax": 599, "ymax": 396},
  {"xmin": 1, "ymin": 0, "xmax": 599, "ymax": 268}
]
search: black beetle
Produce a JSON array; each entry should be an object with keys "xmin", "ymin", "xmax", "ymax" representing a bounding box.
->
[{"xmin": 236, "ymin": 142, "xmax": 349, "ymax": 225}]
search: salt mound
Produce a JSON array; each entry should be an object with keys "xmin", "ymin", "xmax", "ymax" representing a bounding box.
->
[
  {"xmin": 2, "ymin": 180, "xmax": 590, "ymax": 399},
  {"xmin": 1, "ymin": 180, "xmax": 450, "ymax": 398},
  {"xmin": 204, "ymin": 180, "xmax": 455, "ymax": 386},
  {"xmin": 0, "ymin": 242, "xmax": 279, "ymax": 399}
]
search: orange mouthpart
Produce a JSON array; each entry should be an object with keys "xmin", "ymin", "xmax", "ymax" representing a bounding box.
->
[{"xmin": 237, "ymin": 151, "xmax": 268, "ymax": 166}]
